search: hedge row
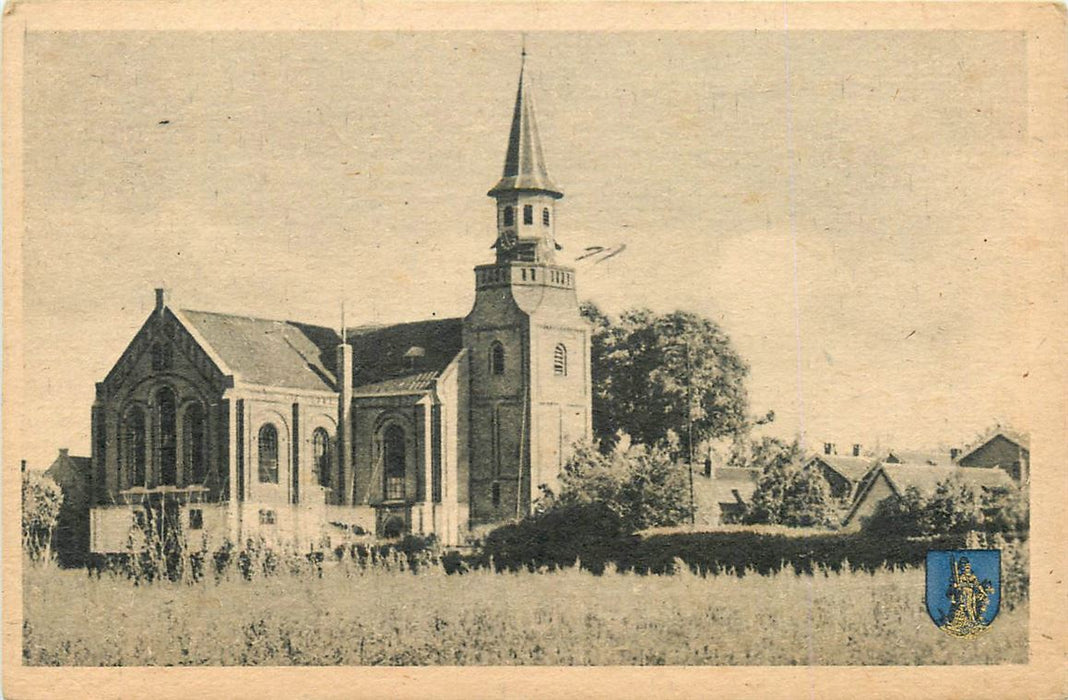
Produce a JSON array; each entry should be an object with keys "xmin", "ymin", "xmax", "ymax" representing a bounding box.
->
[{"xmin": 479, "ymin": 504, "xmax": 969, "ymax": 575}]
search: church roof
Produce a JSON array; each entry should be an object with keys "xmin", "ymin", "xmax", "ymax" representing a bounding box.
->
[
  {"xmin": 345, "ymin": 318, "xmax": 464, "ymax": 395},
  {"xmin": 181, "ymin": 310, "xmax": 339, "ymax": 392},
  {"xmin": 487, "ymin": 58, "xmax": 563, "ymax": 199},
  {"xmin": 178, "ymin": 309, "xmax": 464, "ymax": 395}
]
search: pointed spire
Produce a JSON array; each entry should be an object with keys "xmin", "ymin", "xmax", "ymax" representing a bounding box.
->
[{"xmin": 488, "ymin": 49, "xmax": 563, "ymax": 200}]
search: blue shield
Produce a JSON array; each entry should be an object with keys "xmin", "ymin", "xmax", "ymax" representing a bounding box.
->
[{"xmin": 925, "ymin": 549, "xmax": 1001, "ymax": 638}]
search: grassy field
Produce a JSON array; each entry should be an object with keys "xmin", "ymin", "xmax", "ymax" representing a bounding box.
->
[{"xmin": 22, "ymin": 557, "xmax": 1027, "ymax": 666}]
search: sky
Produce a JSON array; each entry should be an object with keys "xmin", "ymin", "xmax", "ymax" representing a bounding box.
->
[{"xmin": 16, "ymin": 29, "xmax": 1037, "ymax": 468}]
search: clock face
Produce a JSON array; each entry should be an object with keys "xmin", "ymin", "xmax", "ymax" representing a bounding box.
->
[{"xmin": 498, "ymin": 230, "xmax": 518, "ymax": 251}]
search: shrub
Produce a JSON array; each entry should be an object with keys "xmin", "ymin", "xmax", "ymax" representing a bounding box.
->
[
  {"xmin": 552, "ymin": 438, "xmax": 693, "ymax": 533},
  {"xmin": 743, "ymin": 437, "xmax": 835, "ymax": 527},
  {"xmin": 482, "ymin": 502, "xmax": 631, "ymax": 573},
  {"xmin": 22, "ymin": 470, "xmax": 63, "ymax": 562}
]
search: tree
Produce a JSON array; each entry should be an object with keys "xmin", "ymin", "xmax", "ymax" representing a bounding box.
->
[
  {"xmin": 864, "ymin": 486, "xmax": 926, "ymax": 538},
  {"xmin": 580, "ymin": 303, "xmax": 750, "ymax": 458},
  {"xmin": 743, "ymin": 437, "xmax": 835, "ymax": 527},
  {"xmin": 863, "ymin": 477, "xmax": 1026, "ymax": 537},
  {"xmin": 550, "ymin": 438, "xmax": 694, "ymax": 533},
  {"xmin": 22, "ymin": 469, "xmax": 63, "ymax": 562}
]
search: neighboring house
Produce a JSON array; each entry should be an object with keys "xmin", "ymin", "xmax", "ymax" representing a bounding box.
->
[
  {"xmin": 884, "ymin": 449, "xmax": 954, "ymax": 467},
  {"xmin": 842, "ymin": 462, "xmax": 1014, "ymax": 529},
  {"xmin": 43, "ymin": 449, "xmax": 92, "ymax": 566},
  {"xmin": 693, "ymin": 466, "xmax": 760, "ymax": 526},
  {"xmin": 956, "ymin": 430, "xmax": 1030, "ymax": 483},
  {"xmin": 805, "ymin": 454, "xmax": 876, "ymax": 502},
  {"xmin": 87, "ymin": 61, "xmax": 592, "ymax": 553}
]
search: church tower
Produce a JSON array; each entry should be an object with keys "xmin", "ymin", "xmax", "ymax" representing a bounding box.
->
[{"xmin": 464, "ymin": 53, "xmax": 592, "ymax": 525}]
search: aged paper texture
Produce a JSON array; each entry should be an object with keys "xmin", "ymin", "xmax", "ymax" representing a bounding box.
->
[{"xmin": 4, "ymin": 1, "xmax": 1067, "ymax": 698}]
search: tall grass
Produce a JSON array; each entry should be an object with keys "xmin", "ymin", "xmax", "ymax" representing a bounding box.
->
[{"xmin": 23, "ymin": 555, "xmax": 1026, "ymax": 666}]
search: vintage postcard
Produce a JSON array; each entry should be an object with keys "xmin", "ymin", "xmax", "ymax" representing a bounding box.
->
[{"xmin": 4, "ymin": 1, "xmax": 1067, "ymax": 698}]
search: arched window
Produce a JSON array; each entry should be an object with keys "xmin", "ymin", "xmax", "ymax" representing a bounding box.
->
[
  {"xmin": 123, "ymin": 407, "xmax": 147, "ymax": 488},
  {"xmin": 542, "ymin": 207, "xmax": 550, "ymax": 226},
  {"xmin": 490, "ymin": 341, "xmax": 505, "ymax": 376},
  {"xmin": 553, "ymin": 343, "xmax": 568, "ymax": 377},
  {"xmin": 156, "ymin": 387, "xmax": 177, "ymax": 485},
  {"xmin": 523, "ymin": 204, "xmax": 533, "ymax": 225},
  {"xmin": 258, "ymin": 424, "xmax": 279, "ymax": 484},
  {"xmin": 383, "ymin": 425, "xmax": 406, "ymax": 500},
  {"xmin": 182, "ymin": 403, "xmax": 207, "ymax": 484},
  {"xmin": 502, "ymin": 206, "xmax": 514, "ymax": 227},
  {"xmin": 312, "ymin": 428, "xmax": 331, "ymax": 488}
]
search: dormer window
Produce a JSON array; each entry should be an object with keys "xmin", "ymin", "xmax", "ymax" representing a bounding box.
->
[
  {"xmin": 404, "ymin": 346, "xmax": 425, "ymax": 370},
  {"xmin": 502, "ymin": 206, "xmax": 514, "ymax": 227},
  {"xmin": 523, "ymin": 204, "xmax": 533, "ymax": 225},
  {"xmin": 542, "ymin": 208, "xmax": 550, "ymax": 226}
]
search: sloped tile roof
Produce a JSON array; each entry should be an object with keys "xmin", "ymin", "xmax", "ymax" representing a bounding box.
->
[
  {"xmin": 181, "ymin": 310, "xmax": 339, "ymax": 392},
  {"xmin": 881, "ymin": 463, "xmax": 1014, "ymax": 497},
  {"xmin": 180, "ymin": 310, "xmax": 465, "ymax": 396},
  {"xmin": 885, "ymin": 449, "xmax": 954, "ymax": 467},
  {"xmin": 807, "ymin": 454, "xmax": 877, "ymax": 482},
  {"xmin": 346, "ymin": 318, "xmax": 464, "ymax": 394}
]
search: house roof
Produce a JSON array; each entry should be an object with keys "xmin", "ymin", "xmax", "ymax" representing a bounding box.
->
[
  {"xmin": 959, "ymin": 429, "xmax": 1031, "ymax": 461},
  {"xmin": 179, "ymin": 310, "xmax": 464, "ymax": 395},
  {"xmin": 693, "ymin": 469, "xmax": 760, "ymax": 512},
  {"xmin": 43, "ymin": 450, "xmax": 91, "ymax": 490},
  {"xmin": 843, "ymin": 462, "xmax": 1015, "ymax": 526},
  {"xmin": 807, "ymin": 454, "xmax": 876, "ymax": 482},
  {"xmin": 181, "ymin": 310, "xmax": 339, "ymax": 392},
  {"xmin": 885, "ymin": 449, "xmax": 954, "ymax": 467},
  {"xmin": 880, "ymin": 463, "xmax": 1014, "ymax": 498}
]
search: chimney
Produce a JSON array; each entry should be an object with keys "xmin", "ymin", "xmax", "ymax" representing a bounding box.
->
[
  {"xmin": 824, "ymin": 442, "xmax": 833, "ymax": 455},
  {"xmin": 852, "ymin": 444, "xmax": 861, "ymax": 457},
  {"xmin": 336, "ymin": 340, "xmax": 353, "ymax": 504},
  {"xmin": 155, "ymin": 287, "xmax": 167, "ymax": 312},
  {"xmin": 950, "ymin": 447, "xmax": 961, "ymax": 461}
]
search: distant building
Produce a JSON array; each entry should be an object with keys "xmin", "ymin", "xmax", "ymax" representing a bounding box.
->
[
  {"xmin": 956, "ymin": 429, "xmax": 1030, "ymax": 483},
  {"xmin": 884, "ymin": 449, "xmax": 954, "ymax": 467},
  {"xmin": 86, "ymin": 58, "xmax": 592, "ymax": 553},
  {"xmin": 804, "ymin": 453, "xmax": 876, "ymax": 502},
  {"xmin": 842, "ymin": 462, "xmax": 1015, "ymax": 529},
  {"xmin": 43, "ymin": 449, "xmax": 92, "ymax": 566},
  {"xmin": 693, "ymin": 466, "xmax": 760, "ymax": 526}
]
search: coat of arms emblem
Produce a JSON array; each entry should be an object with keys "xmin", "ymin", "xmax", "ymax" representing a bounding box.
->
[{"xmin": 925, "ymin": 549, "xmax": 1001, "ymax": 638}]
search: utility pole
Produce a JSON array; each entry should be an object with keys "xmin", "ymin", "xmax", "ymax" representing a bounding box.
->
[{"xmin": 686, "ymin": 341, "xmax": 695, "ymax": 525}]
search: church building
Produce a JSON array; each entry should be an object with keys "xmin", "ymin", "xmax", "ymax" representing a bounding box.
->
[{"xmin": 88, "ymin": 59, "xmax": 592, "ymax": 551}]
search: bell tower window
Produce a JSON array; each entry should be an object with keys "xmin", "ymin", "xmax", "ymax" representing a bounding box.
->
[
  {"xmin": 553, "ymin": 343, "xmax": 568, "ymax": 377},
  {"xmin": 490, "ymin": 341, "xmax": 505, "ymax": 376},
  {"xmin": 523, "ymin": 204, "xmax": 533, "ymax": 225},
  {"xmin": 502, "ymin": 206, "xmax": 514, "ymax": 227}
]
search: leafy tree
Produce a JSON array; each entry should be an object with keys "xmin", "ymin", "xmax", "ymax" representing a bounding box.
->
[
  {"xmin": 921, "ymin": 477, "xmax": 982, "ymax": 534},
  {"xmin": 980, "ymin": 485, "xmax": 1029, "ymax": 534},
  {"xmin": 580, "ymin": 303, "xmax": 750, "ymax": 457},
  {"xmin": 549, "ymin": 438, "xmax": 694, "ymax": 533},
  {"xmin": 863, "ymin": 486, "xmax": 926, "ymax": 538},
  {"xmin": 863, "ymin": 477, "xmax": 1027, "ymax": 537},
  {"xmin": 22, "ymin": 469, "xmax": 63, "ymax": 562},
  {"xmin": 743, "ymin": 437, "xmax": 835, "ymax": 527}
]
